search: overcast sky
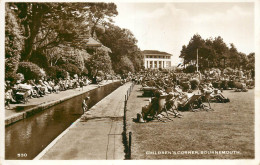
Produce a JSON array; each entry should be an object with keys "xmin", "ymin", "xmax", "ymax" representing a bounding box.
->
[{"xmin": 113, "ymin": 2, "xmax": 254, "ymax": 65}]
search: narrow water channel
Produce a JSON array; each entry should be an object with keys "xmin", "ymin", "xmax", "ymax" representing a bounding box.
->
[{"xmin": 5, "ymin": 81, "xmax": 121, "ymax": 160}]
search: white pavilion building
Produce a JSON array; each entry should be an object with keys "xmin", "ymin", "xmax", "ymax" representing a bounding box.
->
[{"xmin": 142, "ymin": 50, "xmax": 172, "ymax": 69}]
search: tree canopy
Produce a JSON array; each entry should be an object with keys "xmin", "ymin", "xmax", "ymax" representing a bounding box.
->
[
  {"xmin": 5, "ymin": 3, "xmax": 24, "ymax": 81},
  {"xmin": 96, "ymin": 23, "xmax": 143, "ymax": 73},
  {"xmin": 5, "ymin": 2, "xmax": 146, "ymax": 83},
  {"xmin": 179, "ymin": 34, "xmax": 254, "ymax": 72},
  {"xmin": 86, "ymin": 47, "xmax": 113, "ymax": 82}
]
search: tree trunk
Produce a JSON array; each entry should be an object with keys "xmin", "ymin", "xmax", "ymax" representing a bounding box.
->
[
  {"xmin": 23, "ymin": 37, "xmax": 34, "ymax": 61},
  {"xmin": 21, "ymin": 4, "xmax": 46, "ymax": 61}
]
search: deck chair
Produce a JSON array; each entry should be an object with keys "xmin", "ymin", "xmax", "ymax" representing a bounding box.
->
[
  {"xmin": 141, "ymin": 97, "xmax": 159, "ymax": 120},
  {"xmin": 161, "ymin": 98, "xmax": 182, "ymax": 118},
  {"xmin": 141, "ymin": 86, "xmax": 157, "ymax": 97},
  {"xmin": 142, "ymin": 95, "xmax": 173, "ymax": 122},
  {"xmin": 177, "ymin": 94, "xmax": 204, "ymax": 111}
]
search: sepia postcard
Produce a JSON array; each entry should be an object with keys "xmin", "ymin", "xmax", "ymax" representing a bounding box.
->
[{"xmin": 0, "ymin": 0, "xmax": 259, "ymax": 165}]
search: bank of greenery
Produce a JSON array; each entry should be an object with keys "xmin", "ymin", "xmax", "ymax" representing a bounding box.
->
[
  {"xmin": 5, "ymin": 3, "xmax": 254, "ymax": 84},
  {"xmin": 180, "ymin": 34, "xmax": 255, "ymax": 73},
  {"xmin": 5, "ymin": 2, "xmax": 144, "ymax": 84}
]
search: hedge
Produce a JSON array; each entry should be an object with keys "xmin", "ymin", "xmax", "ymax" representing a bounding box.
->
[{"xmin": 17, "ymin": 62, "xmax": 45, "ymax": 81}]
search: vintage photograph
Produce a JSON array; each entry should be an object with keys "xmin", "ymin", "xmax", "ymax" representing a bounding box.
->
[{"xmin": 2, "ymin": 0, "xmax": 257, "ymax": 162}]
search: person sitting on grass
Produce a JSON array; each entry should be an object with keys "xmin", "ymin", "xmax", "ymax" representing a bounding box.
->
[
  {"xmin": 201, "ymin": 84, "xmax": 229, "ymax": 103},
  {"xmin": 234, "ymin": 80, "xmax": 248, "ymax": 92}
]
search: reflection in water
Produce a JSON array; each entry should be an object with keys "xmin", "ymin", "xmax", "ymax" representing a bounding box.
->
[{"xmin": 5, "ymin": 82, "xmax": 121, "ymax": 160}]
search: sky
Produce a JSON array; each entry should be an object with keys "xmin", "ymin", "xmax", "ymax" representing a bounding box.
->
[{"xmin": 113, "ymin": 2, "xmax": 254, "ymax": 66}]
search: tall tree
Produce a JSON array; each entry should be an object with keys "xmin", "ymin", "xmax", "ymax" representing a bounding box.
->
[
  {"xmin": 87, "ymin": 3, "xmax": 118, "ymax": 37},
  {"xmin": 86, "ymin": 47, "xmax": 113, "ymax": 83},
  {"xmin": 212, "ymin": 36, "xmax": 229, "ymax": 68},
  {"xmin": 179, "ymin": 45, "xmax": 187, "ymax": 67},
  {"xmin": 238, "ymin": 52, "xmax": 248, "ymax": 70},
  {"xmin": 247, "ymin": 52, "xmax": 255, "ymax": 71},
  {"xmin": 5, "ymin": 3, "xmax": 24, "ymax": 82},
  {"xmin": 116, "ymin": 56, "xmax": 135, "ymax": 74},
  {"xmin": 180, "ymin": 34, "xmax": 210, "ymax": 70},
  {"xmin": 96, "ymin": 24, "xmax": 143, "ymax": 73},
  {"xmin": 179, "ymin": 34, "xmax": 254, "ymax": 71},
  {"xmin": 228, "ymin": 43, "xmax": 239, "ymax": 69},
  {"xmin": 9, "ymin": 3, "xmax": 90, "ymax": 61}
]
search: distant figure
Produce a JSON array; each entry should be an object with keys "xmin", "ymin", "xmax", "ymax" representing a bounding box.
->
[
  {"xmin": 82, "ymin": 96, "xmax": 90, "ymax": 113},
  {"xmin": 79, "ymin": 79, "xmax": 84, "ymax": 91}
]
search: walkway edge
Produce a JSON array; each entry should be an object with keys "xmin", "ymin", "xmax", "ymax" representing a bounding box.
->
[
  {"xmin": 33, "ymin": 118, "xmax": 81, "ymax": 160},
  {"xmin": 34, "ymin": 82, "xmax": 132, "ymax": 160}
]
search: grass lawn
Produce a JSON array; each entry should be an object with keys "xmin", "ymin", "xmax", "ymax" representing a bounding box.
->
[{"xmin": 126, "ymin": 85, "xmax": 254, "ymax": 159}]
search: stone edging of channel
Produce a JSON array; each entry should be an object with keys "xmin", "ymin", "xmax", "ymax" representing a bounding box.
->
[{"xmin": 33, "ymin": 82, "xmax": 131, "ymax": 160}]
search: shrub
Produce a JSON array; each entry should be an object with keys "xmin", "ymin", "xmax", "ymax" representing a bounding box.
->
[
  {"xmin": 81, "ymin": 68, "xmax": 89, "ymax": 76},
  {"xmin": 17, "ymin": 62, "xmax": 46, "ymax": 80},
  {"xmin": 97, "ymin": 70, "xmax": 104, "ymax": 77},
  {"xmin": 60, "ymin": 63, "xmax": 81, "ymax": 77},
  {"xmin": 117, "ymin": 56, "xmax": 135, "ymax": 74},
  {"xmin": 184, "ymin": 65, "xmax": 196, "ymax": 73},
  {"xmin": 45, "ymin": 66, "xmax": 67, "ymax": 79}
]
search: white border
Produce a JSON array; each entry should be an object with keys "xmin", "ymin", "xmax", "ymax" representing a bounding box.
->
[{"xmin": 0, "ymin": 0, "xmax": 259, "ymax": 165}]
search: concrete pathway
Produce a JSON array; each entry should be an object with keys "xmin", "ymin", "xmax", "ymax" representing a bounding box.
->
[{"xmin": 37, "ymin": 82, "xmax": 132, "ymax": 160}]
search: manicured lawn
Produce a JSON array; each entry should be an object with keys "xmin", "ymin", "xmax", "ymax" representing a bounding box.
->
[{"xmin": 126, "ymin": 85, "xmax": 254, "ymax": 159}]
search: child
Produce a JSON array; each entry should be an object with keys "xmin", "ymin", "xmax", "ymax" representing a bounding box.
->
[{"xmin": 82, "ymin": 96, "xmax": 90, "ymax": 113}]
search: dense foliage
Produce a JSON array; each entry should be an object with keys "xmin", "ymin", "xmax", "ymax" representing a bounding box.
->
[
  {"xmin": 17, "ymin": 62, "xmax": 45, "ymax": 80},
  {"xmin": 97, "ymin": 24, "xmax": 144, "ymax": 73},
  {"xmin": 86, "ymin": 47, "xmax": 113, "ymax": 82},
  {"xmin": 5, "ymin": 4, "xmax": 24, "ymax": 81},
  {"xmin": 5, "ymin": 2, "xmax": 144, "ymax": 83},
  {"xmin": 6, "ymin": 3, "xmax": 254, "ymax": 83},
  {"xmin": 45, "ymin": 66, "xmax": 67, "ymax": 79},
  {"xmin": 180, "ymin": 34, "xmax": 254, "ymax": 72},
  {"xmin": 117, "ymin": 56, "xmax": 135, "ymax": 74}
]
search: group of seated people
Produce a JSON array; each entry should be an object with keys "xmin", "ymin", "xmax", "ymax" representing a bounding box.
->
[
  {"xmin": 136, "ymin": 68, "xmax": 254, "ymax": 122},
  {"xmin": 4, "ymin": 76, "xmax": 92, "ymax": 109},
  {"xmin": 139, "ymin": 83, "xmax": 231, "ymax": 122}
]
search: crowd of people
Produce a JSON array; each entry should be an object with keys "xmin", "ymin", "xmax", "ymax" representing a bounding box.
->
[
  {"xmin": 5, "ymin": 67, "xmax": 255, "ymax": 113},
  {"xmin": 128, "ymin": 68, "xmax": 255, "ymax": 122},
  {"xmin": 4, "ymin": 74, "xmax": 119, "ymax": 109}
]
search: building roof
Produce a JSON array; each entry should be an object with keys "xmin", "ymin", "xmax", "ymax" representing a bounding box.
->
[
  {"xmin": 142, "ymin": 50, "xmax": 172, "ymax": 56},
  {"xmin": 86, "ymin": 37, "xmax": 102, "ymax": 47}
]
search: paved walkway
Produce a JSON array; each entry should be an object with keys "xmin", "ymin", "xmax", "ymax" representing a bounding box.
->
[
  {"xmin": 5, "ymin": 80, "xmax": 117, "ymax": 119},
  {"xmin": 37, "ymin": 82, "xmax": 132, "ymax": 160}
]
